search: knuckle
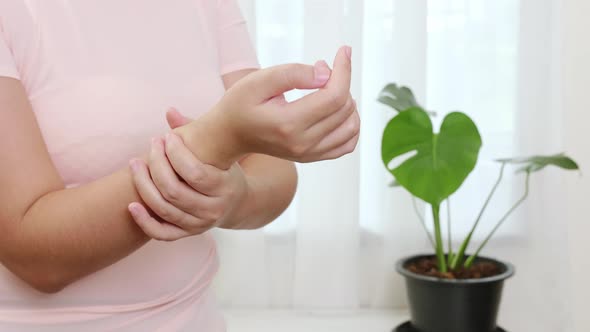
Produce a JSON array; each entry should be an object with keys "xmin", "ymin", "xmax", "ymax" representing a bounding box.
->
[
  {"xmin": 164, "ymin": 139, "xmax": 178, "ymax": 154},
  {"xmin": 206, "ymin": 203, "xmax": 225, "ymax": 222},
  {"xmin": 276, "ymin": 121, "xmax": 296, "ymax": 140},
  {"xmin": 155, "ymin": 206, "xmax": 175, "ymax": 222},
  {"xmin": 210, "ymin": 208, "xmax": 224, "ymax": 222},
  {"xmin": 345, "ymin": 138, "xmax": 358, "ymax": 154},
  {"xmin": 186, "ymin": 167, "xmax": 205, "ymax": 186},
  {"xmin": 202, "ymin": 220, "xmax": 216, "ymax": 230},
  {"xmin": 327, "ymin": 90, "xmax": 349, "ymax": 108},
  {"xmin": 348, "ymin": 117, "xmax": 361, "ymax": 137},
  {"xmin": 343, "ymin": 97, "xmax": 354, "ymax": 110},
  {"xmin": 161, "ymin": 184, "xmax": 180, "ymax": 201},
  {"xmin": 279, "ymin": 67, "xmax": 296, "ymax": 89},
  {"xmin": 288, "ymin": 143, "xmax": 309, "ymax": 158}
]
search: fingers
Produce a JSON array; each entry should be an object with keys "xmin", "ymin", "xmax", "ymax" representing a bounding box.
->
[
  {"xmin": 326, "ymin": 45, "xmax": 352, "ymax": 91},
  {"xmin": 314, "ymin": 60, "xmax": 332, "ymax": 87},
  {"xmin": 315, "ymin": 130, "xmax": 360, "ymax": 161},
  {"xmin": 129, "ymin": 158, "xmax": 207, "ymax": 230},
  {"xmin": 148, "ymin": 137, "xmax": 217, "ymax": 212},
  {"xmin": 305, "ymin": 97, "xmax": 355, "ymax": 142},
  {"xmin": 281, "ymin": 97, "xmax": 356, "ymax": 162},
  {"xmin": 128, "ymin": 202, "xmax": 191, "ymax": 241},
  {"xmin": 166, "ymin": 108, "xmax": 192, "ymax": 129},
  {"xmin": 285, "ymin": 46, "xmax": 352, "ymax": 126},
  {"xmin": 245, "ymin": 60, "xmax": 331, "ymax": 102},
  {"xmin": 311, "ymin": 108, "xmax": 360, "ymax": 154},
  {"xmin": 164, "ymin": 133, "xmax": 225, "ymax": 195}
]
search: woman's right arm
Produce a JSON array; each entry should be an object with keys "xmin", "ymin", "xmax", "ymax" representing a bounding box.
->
[
  {"xmin": 0, "ymin": 75, "xmax": 243, "ymax": 293},
  {"xmin": 0, "ymin": 77, "xmax": 155, "ymax": 293}
]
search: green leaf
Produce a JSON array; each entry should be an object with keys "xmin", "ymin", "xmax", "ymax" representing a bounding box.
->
[
  {"xmin": 377, "ymin": 84, "xmax": 420, "ymax": 112},
  {"xmin": 496, "ymin": 153, "xmax": 580, "ymax": 173},
  {"xmin": 381, "ymin": 107, "xmax": 482, "ymax": 206},
  {"xmin": 388, "ymin": 179, "xmax": 401, "ymax": 187}
]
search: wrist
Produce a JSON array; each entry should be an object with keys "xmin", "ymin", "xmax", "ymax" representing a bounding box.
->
[{"xmin": 173, "ymin": 108, "xmax": 245, "ymax": 170}]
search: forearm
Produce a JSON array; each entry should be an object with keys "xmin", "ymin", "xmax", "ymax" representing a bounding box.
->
[
  {"xmin": 12, "ymin": 168, "xmax": 150, "ymax": 292},
  {"xmin": 8, "ymin": 112, "xmax": 237, "ymax": 293},
  {"xmin": 224, "ymin": 154, "xmax": 297, "ymax": 229}
]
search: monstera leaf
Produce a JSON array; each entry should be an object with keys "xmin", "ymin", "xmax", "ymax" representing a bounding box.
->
[
  {"xmin": 378, "ymin": 84, "xmax": 437, "ymax": 115},
  {"xmin": 497, "ymin": 153, "xmax": 580, "ymax": 173},
  {"xmin": 382, "ymin": 107, "xmax": 482, "ymax": 206},
  {"xmin": 377, "ymin": 84, "xmax": 421, "ymax": 112},
  {"xmin": 388, "ymin": 179, "xmax": 401, "ymax": 187}
]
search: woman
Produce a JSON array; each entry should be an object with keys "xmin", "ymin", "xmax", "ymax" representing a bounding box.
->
[{"xmin": 0, "ymin": 0, "xmax": 358, "ymax": 331}]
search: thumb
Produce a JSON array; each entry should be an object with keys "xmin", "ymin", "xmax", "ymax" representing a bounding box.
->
[
  {"xmin": 246, "ymin": 60, "xmax": 331, "ymax": 101},
  {"xmin": 324, "ymin": 45, "xmax": 352, "ymax": 91},
  {"xmin": 166, "ymin": 108, "xmax": 192, "ymax": 129}
]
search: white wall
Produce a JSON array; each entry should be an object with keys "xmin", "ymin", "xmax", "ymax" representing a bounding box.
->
[{"xmin": 562, "ymin": 0, "xmax": 590, "ymax": 331}]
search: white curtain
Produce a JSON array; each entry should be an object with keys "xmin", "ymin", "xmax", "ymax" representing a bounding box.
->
[{"xmin": 212, "ymin": 1, "xmax": 577, "ymax": 331}]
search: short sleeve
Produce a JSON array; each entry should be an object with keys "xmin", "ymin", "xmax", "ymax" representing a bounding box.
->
[
  {"xmin": 0, "ymin": 24, "xmax": 19, "ymax": 79},
  {"xmin": 215, "ymin": 0, "xmax": 260, "ymax": 75}
]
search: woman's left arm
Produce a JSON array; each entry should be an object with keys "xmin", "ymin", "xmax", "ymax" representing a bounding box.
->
[
  {"xmin": 225, "ymin": 151, "xmax": 297, "ymax": 229},
  {"xmin": 129, "ymin": 69, "xmax": 298, "ymax": 234},
  {"xmin": 220, "ymin": 69, "xmax": 298, "ymax": 229}
]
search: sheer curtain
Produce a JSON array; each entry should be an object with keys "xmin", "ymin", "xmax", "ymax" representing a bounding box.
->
[{"xmin": 213, "ymin": 1, "xmax": 575, "ymax": 331}]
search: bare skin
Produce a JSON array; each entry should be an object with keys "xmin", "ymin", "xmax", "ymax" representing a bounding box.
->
[
  {"xmin": 0, "ymin": 46, "xmax": 357, "ymax": 293},
  {"xmin": 129, "ymin": 47, "xmax": 359, "ymax": 240}
]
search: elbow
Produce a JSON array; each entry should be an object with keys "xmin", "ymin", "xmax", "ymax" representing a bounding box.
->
[
  {"xmin": 0, "ymin": 225, "xmax": 73, "ymax": 294},
  {"xmin": 26, "ymin": 271, "xmax": 70, "ymax": 294},
  {"xmin": 0, "ymin": 231, "xmax": 73, "ymax": 294},
  {"xmin": 3, "ymin": 260, "xmax": 72, "ymax": 294}
]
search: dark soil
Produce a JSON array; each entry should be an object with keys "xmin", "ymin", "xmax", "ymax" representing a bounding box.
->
[{"xmin": 406, "ymin": 256, "xmax": 502, "ymax": 279}]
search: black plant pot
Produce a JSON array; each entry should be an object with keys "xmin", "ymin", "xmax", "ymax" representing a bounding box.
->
[{"xmin": 396, "ymin": 254, "xmax": 514, "ymax": 332}]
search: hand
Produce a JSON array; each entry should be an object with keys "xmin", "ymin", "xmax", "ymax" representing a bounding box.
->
[
  {"xmin": 128, "ymin": 110, "xmax": 249, "ymax": 241},
  {"xmin": 219, "ymin": 45, "xmax": 359, "ymax": 162},
  {"xmin": 175, "ymin": 46, "xmax": 359, "ymax": 168}
]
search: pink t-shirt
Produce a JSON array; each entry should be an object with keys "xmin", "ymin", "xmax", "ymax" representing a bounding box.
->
[{"xmin": 0, "ymin": 1, "xmax": 258, "ymax": 331}]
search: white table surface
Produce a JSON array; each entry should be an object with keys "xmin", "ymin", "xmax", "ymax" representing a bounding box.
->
[{"xmin": 224, "ymin": 309, "xmax": 408, "ymax": 332}]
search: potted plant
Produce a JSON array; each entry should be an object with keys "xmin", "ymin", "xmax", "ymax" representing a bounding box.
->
[{"xmin": 379, "ymin": 84, "xmax": 579, "ymax": 332}]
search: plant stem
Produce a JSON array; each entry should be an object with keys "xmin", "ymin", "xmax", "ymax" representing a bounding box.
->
[
  {"xmin": 451, "ymin": 163, "xmax": 506, "ymax": 270},
  {"xmin": 446, "ymin": 198, "xmax": 454, "ymax": 266},
  {"xmin": 432, "ymin": 204, "xmax": 447, "ymax": 272},
  {"xmin": 464, "ymin": 171, "xmax": 531, "ymax": 268},
  {"xmin": 412, "ymin": 196, "xmax": 435, "ymax": 249}
]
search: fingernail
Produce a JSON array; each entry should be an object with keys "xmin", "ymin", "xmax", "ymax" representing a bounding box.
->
[
  {"xmin": 314, "ymin": 60, "xmax": 331, "ymax": 84},
  {"xmin": 151, "ymin": 137, "xmax": 162, "ymax": 149},
  {"xmin": 128, "ymin": 203, "xmax": 140, "ymax": 215},
  {"xmin": 344, "ymin": 46, "xmax": 352, "ymax": 60},
  {"xmin": 129, "ymin": 159, "xmax": 139, "ymax": 172}
]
